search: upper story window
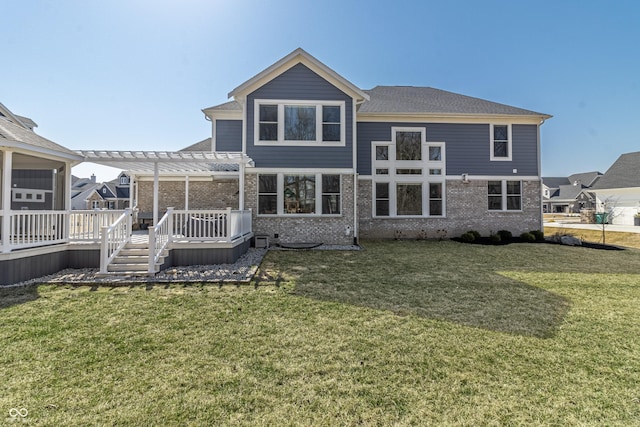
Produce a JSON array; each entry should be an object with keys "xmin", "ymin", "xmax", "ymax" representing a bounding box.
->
[
  {"xmin": 119, "ymin": 175, "xmax": 129, "ymax": 185},
  {"xmin": 255, "ymin": 99, "xmax": 345, "ymax": 146},
  {"xmin": 490, "ymin": 124, "xmax": 512, "ymax": 161}
]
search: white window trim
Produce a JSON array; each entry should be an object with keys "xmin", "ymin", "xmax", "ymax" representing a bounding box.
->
[
  {"xmin": 371, "ymin": 127, "xmax": 446, "ymax": 218},
  {"xmin": 254, "ymin": 99, "xmax": 346, "ymax": 147},
  {"xmin": 11, "ymin": 189, "xmax": 48, "ymax": 202},
  {"xmin": 257, "ymin": 172, "xmax": 343, "ymax": 217},
  {"xmin": 488, "ymin": 179, "xmax": 523, "ymax": 212},
  {"xmin": 490, "ymin": 124, "xmax": 512, "ymax": 161}
]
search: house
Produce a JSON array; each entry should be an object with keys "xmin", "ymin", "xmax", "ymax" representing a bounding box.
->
[
  {"xmin": 190, "ymin": 48, "xmax": 550, "ymax": 244},
  {"xmin": 71, "ymin": 172, "xmax": 131, "ymax": 210},
  {"xmin": 1, "ymin": 48, "xmax": 551, "ymax": 285},
  {"xmin": 542, "ymin": 171, "xmax": 601, "ymax": 213},
  {"xmin": 590, "ymin": 152, "xmax": 640, "ymax": 225}
]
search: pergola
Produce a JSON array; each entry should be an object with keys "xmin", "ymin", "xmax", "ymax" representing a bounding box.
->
[{"xmin": 77, "ymin": 150, "xmax": 254, "ymax": 224}]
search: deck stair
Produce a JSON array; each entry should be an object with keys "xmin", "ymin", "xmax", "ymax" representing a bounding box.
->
[{"xmin": 103, "ymin": 242, "xmax": 166, "ymax": 276}]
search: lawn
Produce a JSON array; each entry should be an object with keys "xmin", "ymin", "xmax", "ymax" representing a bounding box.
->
[
  {"xmin": 545, "ymin": 225, "xmax": 640, "ymax": 249},
  {"xmin": 2, "ymin": 240, "xmax": 640, "ymax": 425}
]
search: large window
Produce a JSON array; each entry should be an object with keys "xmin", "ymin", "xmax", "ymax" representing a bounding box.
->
[
  {"xmin": 255, "ymin": 100, "xmax": 345, "ymax": 145},
  {"xmin": 491, "ymin": 124, "xmax": 512, "ymax": 161},
  {"xmin": 488, "ymin": 180, "xmax": 522, "ymax": 211},
  {"xmin": 372, "ymin": 127, "xmax": 445, "ymax": 217},
  {"xmin": 258, "ymin": 173, "xmax": 341, "ymax": 216}
]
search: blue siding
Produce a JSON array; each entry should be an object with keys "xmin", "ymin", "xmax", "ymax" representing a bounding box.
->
[
  {"xmin": 247, "ymin": 63, "xmax": 353, "ymax": 168},
  {"xmin": 357, "ymin": 122, "xmax": 538, "ymax": 176},
  {"xmin": 216, "ymin": 120, "xmax": 242, "ymax": 151}
]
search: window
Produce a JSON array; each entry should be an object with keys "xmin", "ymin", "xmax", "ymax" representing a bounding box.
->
[
  {"xmin": 397, "ymin": 184, "xmax": 422, "ymax": 215},
  {"xmin": 12, "ymin": 189, "xmax": 48, "ymax": 203},
  {"xmin": 284, "ymin": 175, "xmax": 316, "ymax": 214},
  {"xmin": 285, "ymin": 106, "xmax": 316, "ymax": 141},
  {"xmin": 255, "ymin": 100, "xmax": 345, "ymax": 145},
  {"xmin": 322, "ymin": 175, "xmax": 340, "ymax": 214},
  {"xmin": 372, "ymin": 129, "xmax": 445, "ymax": 217},
  {"xmin": 488, "ymin": 180, "xmax": 522, "ymax": 211},
  {"xmin": 258, "ymin": 175, "xmax": 277, "ymax": 214},
  {"xmin": 120, "ymin": 175, "xmax": 129, "ymax": 185},
  {"xmin": 429, "ymin": 183, "xmax": 443, "ymax": 215},
  {"xmin": 375, "ymin": 182, "xmax": 389, "ymax": 216},
  {"xmin": 259, "ymin": 105, "xmax": 278, "ymax": 141},
  {"xmin": 396, "ymin": 131, "xmax": 422, "ymax": 160},
  {"xmin": 257, "ymin": 173, "xmax": 342, "ymax": 216},
  {"xmin": 322, "ymin": 106, "xmax": 341, "ymax": 141},
  {"xmin": 491, "ymin": 124, "xmax": 512, "ymax": 161}
]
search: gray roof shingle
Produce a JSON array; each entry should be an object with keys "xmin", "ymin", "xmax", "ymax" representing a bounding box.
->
[
  {"xmin": 0, "ymin": 116, "xmax": 79, "ymax": 158},
  {"xmin": 591, "ymin": 152, "xmax": 640, "ymax": 190},
  {"xmin": 359, "ymin": 86, "xmax": 550, "ymax": 117},
  {"xmin": 180, "ymin": 138, "xmax": 212, "ymax": 152}
]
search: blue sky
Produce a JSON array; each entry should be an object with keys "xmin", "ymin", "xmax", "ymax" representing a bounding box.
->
[{"xmin": 3, "ymin": 0, "xmax": 639, "ymax": 181}]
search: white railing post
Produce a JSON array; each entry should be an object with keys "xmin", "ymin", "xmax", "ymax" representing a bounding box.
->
[
  {"xmin": 148, "ymin": 226, "xmax": 157, "ymax": 274},
  {"xmin": 126, "ymin": 208, "xmax": 132, "ymax": 237},
  {"xmin": 100, "ymin": 225, "xmax": 109, "ymax": 274},
  {"xmin": 226, "ymin": 207, "xmax": 232, "ymax": 242}
]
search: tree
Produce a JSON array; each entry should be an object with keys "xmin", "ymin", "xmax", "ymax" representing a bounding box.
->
[{"xmin": 598, "ymin": 197, "xmax": 620, "ymax": 246}]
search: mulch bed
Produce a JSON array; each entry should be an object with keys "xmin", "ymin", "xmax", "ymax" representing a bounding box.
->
[{"xmin": 451, "ymin": 237, "xmax": 624, "ymax": 251}]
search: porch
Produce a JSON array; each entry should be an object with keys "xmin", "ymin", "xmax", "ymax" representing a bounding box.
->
[{"xmin": 0, "ymin": 207, "xmax": 253, "ymax": 285}]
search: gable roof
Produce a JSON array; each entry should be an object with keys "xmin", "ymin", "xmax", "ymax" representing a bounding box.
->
[
  {"xmin": 0, "ymin": 114, "xmax": 82, "ymax": 162},
  {"xmin": 591, "ymin": 152, "xmax": 640, "ymax": 190},
  {"xmin": 228, "ymin": 48, "xmax": 369, "ymax": 103},
  {"xmin": 542, "ymin": 177, "xmax": 571, "ymax": 189},
  {"xmin": 180, "ymin": 137, "xmax": 212, "ymax": 152},
  {"xmin": 359, "ymin": 86, "xmax": 551, "ymax": 118},
  {"xmin": 567, "ymin": 171, "xmax": 601, "ymax": 187}
]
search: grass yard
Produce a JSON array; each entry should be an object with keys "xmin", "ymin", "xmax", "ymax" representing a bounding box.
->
[
  {"xmin": 545, "ymin": 226, "xmax": 640, "ymax": 249},
  {"xmin": 2, "ymin": 240, "xmax": 640, "ymax": 425}
]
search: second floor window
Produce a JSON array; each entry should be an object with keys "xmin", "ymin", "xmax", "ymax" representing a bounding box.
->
[
  {"xmin": 491, "ymin": 124, "xmax": 512, "ymax": 161},
  {"xmin": 255, "ymin": 100, "xmax": 345, "ymax": 145}
]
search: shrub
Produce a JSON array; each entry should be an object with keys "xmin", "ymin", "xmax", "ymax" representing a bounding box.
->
[
  {"xmin": 460, "ymin": 232, "xmax": 476, "ymax": 243},
  {"xmin": 467, "ymin": 230, "xmax": 481, "ymax": 240},
  {"xmin": 520, "ymin": 232, "xmax": 536, "ymax": 242},
  {"xmin": 497, "ymin": 230, "xmax": 512, "ymax": 241},
  {"xmin": 530, "ymin": 229, "xmax": 545, "ymax": 241},
  {"xmin": 489, "ymin": 234, "xmax": 502, "ymax": 243}
]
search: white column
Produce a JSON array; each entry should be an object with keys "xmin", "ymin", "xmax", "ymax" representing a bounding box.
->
[
  {"xmin": 239, "ymin": 163, "xmax": 245, "ymax": 210},
  {"xmin": 129, "ymin": 173, "xmax": 135, "ymax": 209},
  {"xmin": 184, "ymin": 175, "xmax": 190, "ymax": 211},
  {"xmin": 153, "ymin": 161, "xmax": 159, "ymax": 224},
  {"xmin": 1, "ymin": 150, "xmax": 13, "ymax": 252}
]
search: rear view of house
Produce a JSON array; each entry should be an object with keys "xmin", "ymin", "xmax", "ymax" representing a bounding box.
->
[{"xmin": 202, "ymin": 48, "xmax": 551, "ymax": 244}]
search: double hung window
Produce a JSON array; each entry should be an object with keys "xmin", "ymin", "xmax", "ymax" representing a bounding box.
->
[
  {"xmin": 488, "ymin": 180, "xmax": 522, "ymax": 211},
  {"xmin": 490, "ymin": 124, "xmax": 512, "ymax": 161}
]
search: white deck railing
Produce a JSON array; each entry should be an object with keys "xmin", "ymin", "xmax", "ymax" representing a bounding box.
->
[
  {"xmin": 69, "ymin": 210, "xmax": 125, "ymax": 242},
  {"xmin": 2, "ymin": 210, "xmax": 67, "ymax": 250},
  {"xmin": 1, "ymin": 208, "xmax": 252, "ymax": 255},
  {"xmin": 149, "ymin": 208, "xmax": 173, "ymax": 273},
  {"xmin": 99, "ymin": 209, "xmax": 132, "ymax": 274}
]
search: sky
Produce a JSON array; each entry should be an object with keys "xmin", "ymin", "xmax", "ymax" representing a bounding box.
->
[{"xmin": 2, "ymin": 0, "xmax": 639, "ymax": 182}]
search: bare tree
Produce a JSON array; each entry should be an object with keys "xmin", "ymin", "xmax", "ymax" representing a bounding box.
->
[{"xmin": 598, "ymin": 197, "xmax": 620, "ymax": 246}]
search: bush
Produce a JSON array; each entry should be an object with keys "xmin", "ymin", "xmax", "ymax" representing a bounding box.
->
[
  {"xmin": 460, "ymin": 232, "xmax": 476, "ymax": 243},
  {"xmin": 467, "ymin": 230, "xmax": 481, "ymax": 240},
  {"xmin": 520, "ymin": 232, "xmax": 536, "ymax": 242},
  {"xmin": 489, "ymin": 234, "xmax": 502, "ymax": 243},
  {"xmin": 530, "ymin": 229, "xmax": 545, "ymax": 241},
  {"xmin": 497, "ymin": 230, "xmax": 512, "ymax": 241}
]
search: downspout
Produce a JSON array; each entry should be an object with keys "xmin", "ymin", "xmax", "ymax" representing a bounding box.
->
[
  {"xmin": 537, "ymin": 118, "xmax": 546, "ymax": 230},
  {"xmin": 352, "ymin": 100, "xmax": 358, "ymax": 245}
]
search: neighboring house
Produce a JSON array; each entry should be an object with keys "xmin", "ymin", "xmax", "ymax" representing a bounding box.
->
[
  {"xmin": 591, "ymin": 152, "xmax": 640, "ymax": 225},
  {"xmin": 542, "ymin": 171, "xmax": 601, "ymax": 213},
  {"xmin": 71, "ymin": 172, "xmax": 131, "ymax": 210},
  {"xmin": 190, "ymin": 48, "xmax": 551, "ymax": 243}
]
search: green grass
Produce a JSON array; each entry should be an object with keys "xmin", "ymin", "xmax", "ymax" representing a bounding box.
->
[{"xmin": 2, "ymin": 240, "xmax": 640, "ymax": 425}]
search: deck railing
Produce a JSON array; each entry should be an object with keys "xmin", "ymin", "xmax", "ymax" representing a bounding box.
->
[
  {"xmin": 1, "ymin": 210, "xmax": 67, "ymax": 251},
  {"xmin": 69, "ymin": 210, "xmax": 125, "ymax": 242},
  {"xmin": 148, "ymin": 208, "xmax": 173, "ymax": 273},
  {"xmin": 99, "ymin": 209, "xmax": 132, "ymax": 274}
]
